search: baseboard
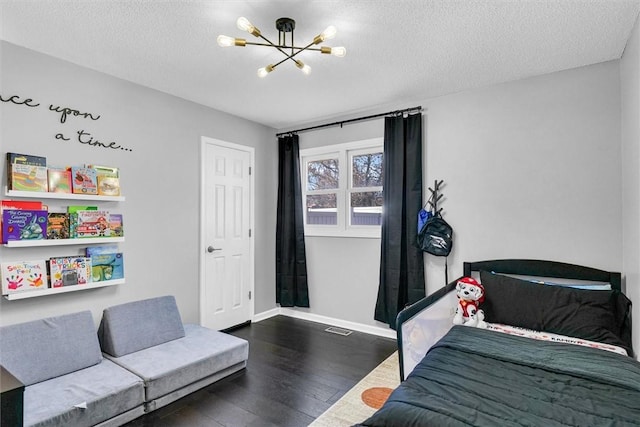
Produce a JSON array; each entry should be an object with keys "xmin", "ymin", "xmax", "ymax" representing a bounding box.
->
[{"xmin": 253, "ymin": 307, "xmax": 397, "ymax": 340}]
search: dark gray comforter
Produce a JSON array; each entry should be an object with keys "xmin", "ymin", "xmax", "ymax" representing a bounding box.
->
[{"xmin": 357, "ymin": 326, "xmax": 640, "ymax": 427}]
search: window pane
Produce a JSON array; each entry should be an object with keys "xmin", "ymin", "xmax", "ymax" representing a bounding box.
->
[
  {"xmin": 306, "ymin": 194, "xmax": 337, "ymax": 225},
  {"xmin": 307, "ymin": 159, "xmax": 339, "ymax": 190},
  {"xmin": 351, "ymin": 191, "xmax": 383, "ymax": 225},
  {"xmin": 352, "ymin": 152, "xmax": 383, "ymax": 187}
]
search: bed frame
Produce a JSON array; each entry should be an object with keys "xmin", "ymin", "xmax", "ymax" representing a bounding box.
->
[{"xmin": 396, "ymin": 259, "xmax": 623, "ymax": 380}]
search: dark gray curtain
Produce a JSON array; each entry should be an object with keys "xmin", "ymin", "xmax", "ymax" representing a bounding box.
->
[
  {"xmin": 276, "ymin": 134, "xmax": 310, "ymax": 307},
  {"xmin": 374, "ymin": 113, "xmax": 425, "ymax": 329}
]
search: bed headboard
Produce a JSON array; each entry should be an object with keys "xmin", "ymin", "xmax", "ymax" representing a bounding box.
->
[{"xmin": 463, "ymin": 259, "xmax": 621, "ymax": 291}]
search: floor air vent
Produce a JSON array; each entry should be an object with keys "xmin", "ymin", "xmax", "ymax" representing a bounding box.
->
[{"xmin": 325, "ymin": 326, "xmax": 353, "ymax": 336}]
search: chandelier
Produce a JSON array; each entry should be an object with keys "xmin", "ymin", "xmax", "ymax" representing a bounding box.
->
[{"xmin": 217, "ymin": 17, "xmax": 346, "ymax": 78}]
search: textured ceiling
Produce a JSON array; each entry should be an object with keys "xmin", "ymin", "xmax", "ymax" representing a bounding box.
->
[{"xmin": 2, "ymin": 0, "xmax": 639, "ymax": 130}]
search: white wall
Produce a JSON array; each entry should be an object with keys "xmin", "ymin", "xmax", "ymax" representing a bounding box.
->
[
  {"xmin": 0, "ymin": 42, "xmax": 278, "ymax": 327},
  {"xmin": 621, "ymin": 15, "xmax": 640, "ymax": 359},
  {"xmin": 293, "ymin": 61, "xmax": 624, "ymax": 332}
]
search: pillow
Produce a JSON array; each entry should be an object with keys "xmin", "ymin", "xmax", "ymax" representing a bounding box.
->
[{"xmin": 479, "ymin": 271, "xmax": 633, "ymax": 356}]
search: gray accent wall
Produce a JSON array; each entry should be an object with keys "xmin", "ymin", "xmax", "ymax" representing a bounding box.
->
[
  {"xmin": 0, "ymin": 41, "xmax": 278, "ymax": 327},
  {"xmin": 293, "ymin": 60, "xmax": 627, "ymax": 338}
]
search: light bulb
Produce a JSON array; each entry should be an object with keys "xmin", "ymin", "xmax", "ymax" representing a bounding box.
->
[
  {"xmin": 320, "ymin": 25, "xmax": 337, "ymax": 40},
  {"xmin": 296, "ymin": 60, "xmax": 312, "ymax": 75},
  {"xmin": 217, "ymin": 35, "xmax": 235, "ymax": 47},
  {"xmin": 257, "ymin": 64, "xmax": 274, "ymax": 78},
  {"xmin": 237, "ymin": 16, "xmax": 260, "ymax": 37},
  {"xmin": 236, "ymin": 17, "xmax": 253, "ymax": 32},
  {"xmin": 331, "ymin": 46, "xmax": 346, "ymax": 57}
]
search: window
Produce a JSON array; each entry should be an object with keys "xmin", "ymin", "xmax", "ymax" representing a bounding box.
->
[{"xmin": 301, "ymin": 138, "xmax": 383, "ymax": 238}]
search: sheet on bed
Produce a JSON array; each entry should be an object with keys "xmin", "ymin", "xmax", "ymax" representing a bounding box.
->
[{"xmin": 357, "ymin": 326, "xmax": 640, "ymax": 427}]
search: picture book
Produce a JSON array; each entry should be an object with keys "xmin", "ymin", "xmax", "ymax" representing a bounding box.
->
[
  {"xmin": 6, "ymin": 152, "xmax": 46, "ymax": 191},
  {"xmin": 47, "ymin": 168, "xmax": 72, "ymax": 193},
  {"xmin": 6, "ymin": 152, "xmax": 47, "ymax": 166},
  {"xmin": 109, "ymin": 213, "xmax": 123, "ymax": 237},
  {"xmin": 67, "ymin": 205, "xmax": 98, "ymax": 213},
  {"xmin": 1, "ymin": 260, "xmax": 48, "ymax": 294},
  {"xmin": 47, "ymin": 213, "xmax": 70, "ymax": 239},
  {"xmin": 71, "ymin": 167, "xmax": 98, "ymax": 195},
  {"xmin": 87, "ymin": 164, "xmax": 119, "ymax": 178},
  {"xmin": 69, "ymin": 212, "xmax": 78, "ymax": 239},
  {"xmin": 2, "ymin": 209, "xmax": 48, "ymax": 243},
  {"xmin": 48, "ymin": 257, "xmax": 91, "ymax": 287},
  {"xmin": 76, "ymin": 210, "xmax": 110, "ymax": 238},
  {"xmin": 85, "ymin": 244, "xmax": 119, "ymax": 257},
  {"xmin": 97, "ymin": 176, "xmax": 120, "ymax": 196},
  {"xmin": 9, "ymin": 164, "xmax": 48, "ymax": 192},
  {"xmin": 1, "ymin": 200, "xmax": 44, "ymax": 242},
  {"xmin": 90, "ymin": 253, "xmax": 124, "ymax": 282}
]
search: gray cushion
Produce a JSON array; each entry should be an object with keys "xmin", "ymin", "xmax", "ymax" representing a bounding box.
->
[
  {"xmin": 98, "ymin": 295, "xmax": 185, "ymax": 357},
  {"xmin": 0, "ymin": 311, "xmax": 102, "ymax": 386},
  {"xmin": 105, "ymin": 324, "xmax": 249, "ymax": 401},
  {"xmin": 23, "ymin": 359, "xmax": 144, "ymax": 427}
]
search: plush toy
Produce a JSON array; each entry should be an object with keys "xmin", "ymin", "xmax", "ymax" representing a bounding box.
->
[{"xmin": 453, "ymin": 277, "xmax": 487, "ymax": 328}]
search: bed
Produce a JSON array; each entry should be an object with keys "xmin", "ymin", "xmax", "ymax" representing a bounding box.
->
[{"xmin": 356, "ymin": 259, "xmax": 640, "ymax": 427}]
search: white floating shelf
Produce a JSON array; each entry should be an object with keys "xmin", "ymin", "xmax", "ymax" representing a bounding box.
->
[
  {"xmin": 4, "ymin": 237, "xmax": 125, "ymax": 247},
  {"xmin": 4, "ymin": 187, "xmax": 125, "ymax": 202},
  {"xmin": 3, "ymin": 279, "xmax": 125, "ymax": 300}
]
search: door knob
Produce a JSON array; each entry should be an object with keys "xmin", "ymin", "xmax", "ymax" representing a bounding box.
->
[{"xmin": 207, "ymin": 246, "xmax": 222, "ymax": 253}]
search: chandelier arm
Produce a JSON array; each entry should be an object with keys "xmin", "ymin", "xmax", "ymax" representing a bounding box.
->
[
  {"xmin": 243, "ymin": 41, "xmax": 324, "ymax": 52},
  {"xmin": 255, "ymin": 34, "xmax": 302, "ymax": 65}
]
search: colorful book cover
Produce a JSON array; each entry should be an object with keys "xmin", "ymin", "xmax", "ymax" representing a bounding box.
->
[
  {"xmin": 47, "ymin": 213, "xmax": 70, "ymax": 239},
  {"xmin": 6, "ymin": 152, "xmax": 47, "ymax": 166},
  {"xmin": 10, "ymin": 164, "xmax": 48, "ymax": 192},
  {"xmin": 97, "ymin": 176, "xmax": 120, "ymax": 196},
  {"xmin": 48, "ymin": 257, "xmax": 91, "ymax": 287},
  {"xmin": 85, "ymin": 244, "xmax": 119, "ymax": 257},
  {"xmin": 109, "ymin": 214, "xmax": 123, "ymax": 237},
  {"xmin": 1, "ymin": 200, "xmax": 44, "ymax": 242},
  {"xmin": 87, "ymin": 164, "xmax": 119, "ymax": 178},
  {"xmin": 67, "ymin": 205, "xmax": 98, "ymax": 213},
  {"xmin": 76, "ymin": 210, "xmax": 110, "ymax": 238},
  {"xmin": 1, "ymin": 260, "xmax": 49, "ymax": 294},
  {"xmin": 90, "ymin": 253, "xmax": 124, "ymax": 282},
  {"xmin": 2, "ymin": 209, "xmax": 48, "ymax": 243},
  {"xmin": 71, "ymin": 167, "xmax": 98, "ymax": 195},
  {"xmin": 47, "ymin": 168, "xmax": 72, "ymax": 193}
]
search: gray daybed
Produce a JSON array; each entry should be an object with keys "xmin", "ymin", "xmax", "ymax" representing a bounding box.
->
[
  {"xmin": 0, "ymin": 310, "xmax": 146, "ymax": 427},
  {"xmin": 98, "ymin": 295, "xmax": 249, "ymax": 412}
]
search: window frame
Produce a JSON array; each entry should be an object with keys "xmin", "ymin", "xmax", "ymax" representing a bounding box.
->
[{"xmin": 300, "ymin": 138, "xmax": 383, "ymax": 238}]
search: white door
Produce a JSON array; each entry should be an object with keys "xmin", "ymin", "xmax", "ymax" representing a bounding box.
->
[{"xmin": 200, "ymin": 137, "xmax": 254, "ymax": 331}]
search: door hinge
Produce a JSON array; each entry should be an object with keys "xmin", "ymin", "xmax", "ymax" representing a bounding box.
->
[
  {"xmin": 249, "ymin": 229, "xmax": 252, "ymax": 237},
  {"xmin": 248, "ymin": 166, "xmax": 252, "ymax": 175},
  {"xmin": 248, "ymin": 291, "xmax": 252, "ymax": 300}
]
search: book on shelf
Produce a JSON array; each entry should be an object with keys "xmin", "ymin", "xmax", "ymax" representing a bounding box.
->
[
  {"xmin": 85, "ymin": 244, "xmax": 120, "ymax": 256},
  {"xmin": 1, "ymin": 200, "xmax": 44, "ymax": 243},
  {"xmin": 71, "ymin": 167, "xmax": 98, "ymax": 195},
  {"xmin": 47, "ymin": 213, "xmax": 70, "ymax": 239},
  {"xmin": 97, "ymin": 176, "xmax": 120, "ymax": 196},
  {"xmin": 67, "ymin": 205, "xmax": 98, "ymax": 213},
  {"xmin": 6, "ymin": 152, "xmax": 47, "ymax": 190},
  {"xmin": 48, "ymin": 256, "xmax": 91, "ymax": 287},
  {"xmin": 2, "ymin": 209, "xmax": 48, "ymax": 243},
  {"xmin": 47, "ymin": 167, "xmax": 72, "ymax": 193},
  {"xmin": 76, "ymin": 210, "xmax": 110, "ymax": 238},
  {"xmin": 109, "ymin": 214, "xmax": 123, "ymax": 237},
  {"xmin": 90, "ymin": 253, "xmax": 124, "ymax": 282},
  {"xmin": 1, "ymin": 259, "xmax": 49, "ymax": 294},
  {"xmin": 9, "ymin": 164, "xmax": 48, "ymax": 192}
]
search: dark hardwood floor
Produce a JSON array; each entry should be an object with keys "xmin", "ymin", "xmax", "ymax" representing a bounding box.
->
[{"xmin": 124, "ymin": 315, "xmax": 398, "ymax": 427}]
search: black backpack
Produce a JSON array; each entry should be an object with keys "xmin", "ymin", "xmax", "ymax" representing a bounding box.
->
[{"xmin": 416, "ymin": 214, "xmax": 453, "ymax": 257}]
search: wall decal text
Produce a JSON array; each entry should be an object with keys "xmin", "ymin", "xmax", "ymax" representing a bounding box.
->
[{"xmin": 1, "ymin": 93, "xmax": 133, "ymax": 152}]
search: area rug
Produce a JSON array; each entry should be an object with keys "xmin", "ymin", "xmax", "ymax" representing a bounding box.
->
[{"xmin": 309, "ymin": 351, "xmax": 400, "ymax": 427}]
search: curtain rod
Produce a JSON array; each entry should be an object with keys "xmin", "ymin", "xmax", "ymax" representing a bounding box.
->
[{"xmin": 276, "ymin": 105, "xmax": 422, "ymax": 137}]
